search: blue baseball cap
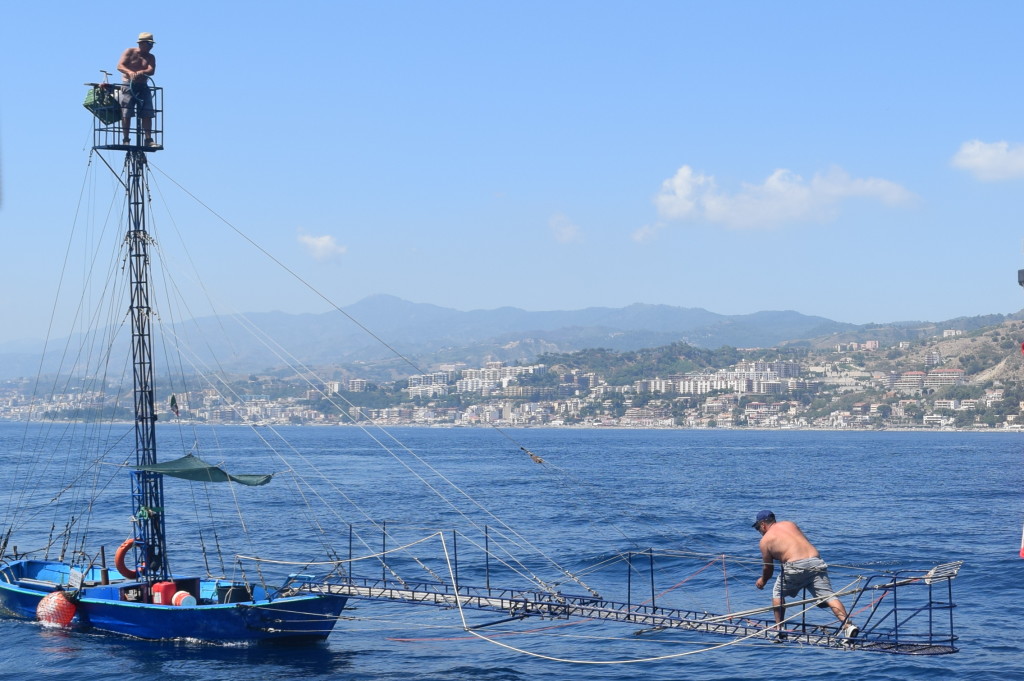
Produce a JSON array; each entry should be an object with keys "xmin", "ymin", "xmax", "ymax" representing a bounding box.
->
[{"xmin": 752, "ymin": 510, "xmax": 774, "ymax": 528}]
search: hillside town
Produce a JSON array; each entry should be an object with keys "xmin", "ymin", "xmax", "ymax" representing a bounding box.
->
[{"xmin": 3, "ymin": 325, "xmax": 1023, "ymax": 431}]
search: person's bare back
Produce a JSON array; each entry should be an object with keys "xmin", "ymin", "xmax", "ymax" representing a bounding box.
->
[
  {"xmin": 752, "ymin": 512, "xmax": 855, "ymax": 635},
  {"xmin": 759, "ymin": 520, "xmax": 820, "ymax": 563}
]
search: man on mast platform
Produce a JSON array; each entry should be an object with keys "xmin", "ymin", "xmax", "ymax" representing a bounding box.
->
[{"xmin": 117, "ymin": 32, "xmax": 159, "ymax": 148}]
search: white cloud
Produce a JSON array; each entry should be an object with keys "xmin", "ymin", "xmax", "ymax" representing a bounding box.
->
[
  {"xmin": 653, "ymin": 165, "xmax": 714, "ymax": 220},
  {"xmin": 649, "ymin": 164, "xmax": 913, "ymax": 231},
  {"xmin": 298, "ymin": 232, "xmax": 347, "ymax": 260},
  {"xmin": 951, "ymin": 139, "xmax": 1024, "ymax": 181},
  {"xmin": 549, "ymin": 213, "xmax": 583, "ymax": 243},
  {"xmin": 631, "ymin": 223, "xmax": 664, "ymax": 244}
]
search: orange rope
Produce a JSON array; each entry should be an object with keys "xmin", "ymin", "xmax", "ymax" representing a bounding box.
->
[{"xmin": 648, "ymin": 557, "xmax": 718, "ymax": 604}]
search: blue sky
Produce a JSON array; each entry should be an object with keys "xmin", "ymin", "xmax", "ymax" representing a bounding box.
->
[{"xmin": 3, "ymin": 1, "xmax": 1024, "ymax": 345}]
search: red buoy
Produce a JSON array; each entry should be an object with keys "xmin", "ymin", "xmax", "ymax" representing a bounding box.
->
[
  {"xmin": 172, "ymin": 590, "xmax": 196, "ymax": 606},
  {"xmin": 1019, "ymin": 546, "xmax": 1024, "ymax": 559},
  {"xmin": 36, "ymin": 590, "xmax": 77, "ymax": 627}
]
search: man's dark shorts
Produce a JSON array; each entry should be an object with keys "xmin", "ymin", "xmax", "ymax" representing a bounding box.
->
[{"xmin": 120, "ymin": 81, "xmax": 154, "ymax": 119}]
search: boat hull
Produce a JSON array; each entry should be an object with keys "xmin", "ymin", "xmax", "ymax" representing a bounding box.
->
[{"xmin": 0, "ymin": 560, "xmax": 346, "ymax": 644}]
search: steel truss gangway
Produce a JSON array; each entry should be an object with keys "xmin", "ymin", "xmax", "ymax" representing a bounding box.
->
[{"xmin": 292, "ymin": 559, "xmax": 961, "ymax": 655}]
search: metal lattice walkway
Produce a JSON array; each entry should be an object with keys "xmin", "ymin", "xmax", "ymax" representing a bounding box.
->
[{"xmin": 294, "ymin": 560, "xmax": 961, "ymax": 655}]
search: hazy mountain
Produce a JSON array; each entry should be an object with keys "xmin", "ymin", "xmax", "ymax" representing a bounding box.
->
[{"xmin": 0, "ymin": 295, "xmax": 1017, "ymax": 380}]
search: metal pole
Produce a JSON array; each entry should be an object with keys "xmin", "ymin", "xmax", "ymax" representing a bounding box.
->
[
  {"xmin": 929, "ymin": 580, "xmax": 935, "ymax": 645},
  {"xmin": 801, "ymin": 586, "xmax": 807, "ymax": 631},
  {"xmin": 626, "ymin": 552, "xmax": 632, "ymax": 613},
  {"xmin": 100, "ymin": 545, "xmax": 109, "ymax": 585},
  {"xmin": 947, "ymin": 578, "xmax": 955, "ymax": 648},
  {"xmin": 485, "ymin": 526, "xmax": 490, "ymax": 592},
  {"xmin": 893, "ymin": 574, "xmax": 899, "ymax": 648},
  {"xmin": 649, "ymin": 548, "xmax": 655, "ymax": 611},
  {"xmin": 382, "ymin": 520, "xmax": 387, "ymax": 583}
]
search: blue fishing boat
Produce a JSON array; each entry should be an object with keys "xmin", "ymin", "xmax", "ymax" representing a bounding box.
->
[{"xmin": 0, "ymin": 80, "xmax": 347, "ymax": 643}]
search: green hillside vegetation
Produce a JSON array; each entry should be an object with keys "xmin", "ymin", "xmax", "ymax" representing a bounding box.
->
[{"xmin": 537, "ymin": 343, "xmax": 772, "ymax": 383}]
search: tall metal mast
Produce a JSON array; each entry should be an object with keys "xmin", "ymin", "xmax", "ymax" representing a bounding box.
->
[
  {"xmin": 89, "ymin": 80, "xmax": 167, "ymax": 581},
  {"xmin": 125, "ymin": 147, "xmax": 168, "ymax": 581}
]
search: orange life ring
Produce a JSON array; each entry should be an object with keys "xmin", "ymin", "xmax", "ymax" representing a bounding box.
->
[{"xmin": 114, "ymin": 537, "xmax": 138, "ymax": 579}]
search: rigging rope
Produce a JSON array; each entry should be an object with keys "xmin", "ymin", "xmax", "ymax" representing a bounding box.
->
[
  {"xmin": 128, "ymin": 180, "xmax": 579, "ymax": 590},
  {"xmin": 143, "ymin": 160, "xmax": 725, "ymax": 602}
]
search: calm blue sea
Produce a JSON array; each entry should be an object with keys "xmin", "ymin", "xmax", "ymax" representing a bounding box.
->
[{"xmin": 0, "ymin": 424, "xmax": 1019, "ymax": 680}]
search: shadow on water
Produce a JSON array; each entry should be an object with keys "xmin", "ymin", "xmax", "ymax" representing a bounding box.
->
[
  {"xmin": 14, "ymin": 625, "xmax": 360, "ymax": 680},
  {"xmin": 125, "ymin": 641, "xmax": 361, "ymax": 680}
]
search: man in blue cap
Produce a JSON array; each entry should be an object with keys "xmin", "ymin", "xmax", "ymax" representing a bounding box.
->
[{"xmin": 752, "ymin": 510, "xmax": 857, "ymax": 641}]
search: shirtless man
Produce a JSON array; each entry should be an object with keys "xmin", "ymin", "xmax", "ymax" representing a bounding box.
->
[
  {"xmin": 117, "ymin": 32, "xmax": 158, "ymax": 147},
  {"xmin": 752, "ymin": 510, "xmax": 858, "ymax": 640}
]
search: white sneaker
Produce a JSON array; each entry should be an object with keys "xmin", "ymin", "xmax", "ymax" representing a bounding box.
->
[{"xmin": 841, "ymin": 623, "xmax": 859, "ymax": 640}]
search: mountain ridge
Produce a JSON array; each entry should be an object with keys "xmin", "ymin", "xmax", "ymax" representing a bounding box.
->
[{"xmin": 0, "ymin": 295, "xmax": 1019, "ymax": 380}]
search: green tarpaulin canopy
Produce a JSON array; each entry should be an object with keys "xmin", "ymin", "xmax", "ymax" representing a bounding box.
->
[{"xmin": 136, "ymin": 454, "xmax": 273, "ymax": 486}]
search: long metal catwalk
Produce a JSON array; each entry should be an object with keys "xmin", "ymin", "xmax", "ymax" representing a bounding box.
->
[{"xmin": 294, "ymin": 559, "xmax": 961, "ymax": 655}]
